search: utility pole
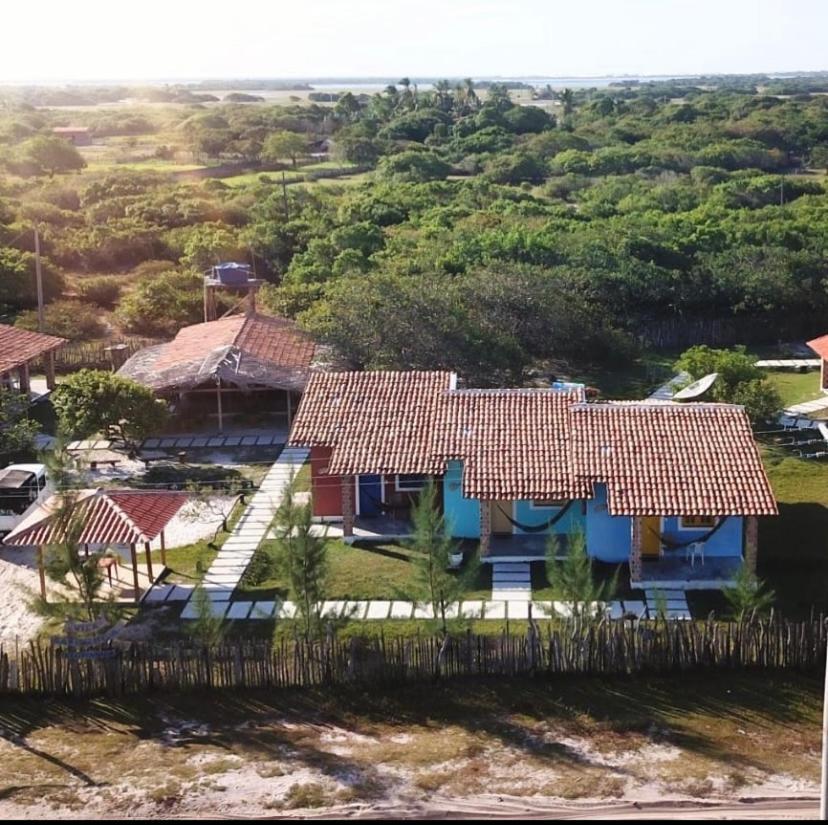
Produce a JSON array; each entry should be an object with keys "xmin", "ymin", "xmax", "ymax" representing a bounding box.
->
[{"xmin": 34, "ymin": 226, "xmax": 44, "ymax": 333}]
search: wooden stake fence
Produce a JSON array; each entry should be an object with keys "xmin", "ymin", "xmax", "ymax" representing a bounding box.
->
[{"xmin": 1, "ymin": 616, "xmax": 825, "ymax": 698}]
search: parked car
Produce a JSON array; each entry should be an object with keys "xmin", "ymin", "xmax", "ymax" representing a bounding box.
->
[{"xmin": 0, "ymin": 463, "xmax": 49, "ymax": 537}]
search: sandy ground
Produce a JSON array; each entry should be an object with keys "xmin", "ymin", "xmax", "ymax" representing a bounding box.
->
[
  {"xmin": 0, "ymin": 496, "xmax": 233, "ymax": 642},
  {"xmin": 0, "ymin": 675, "xmax": 820, "ymax": 819}
]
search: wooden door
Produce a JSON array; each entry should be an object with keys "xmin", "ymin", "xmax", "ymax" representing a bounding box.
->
[
  {"xmin": 641, "ymin": 516, "xmax": 662, "ymax": 558},
  {"xmin": 490, "ymin": 501, "xmax": 513, "ymax": 536}
]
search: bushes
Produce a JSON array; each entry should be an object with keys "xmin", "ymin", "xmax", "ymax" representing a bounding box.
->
[
  {"xmin": 0, "ymin": 246, "xmax": 64, "ymax": 311},
  {"xmin": 76, "ymin": 276, "xmax": 122, "ymax": 308},
  {"xmin": 16, "ymin": 299, "xmax": 105, "ymax": 341}
]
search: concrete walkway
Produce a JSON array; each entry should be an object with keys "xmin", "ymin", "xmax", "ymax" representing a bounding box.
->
[{"xmin": 169, "ymin": 446, "xmax": 309, "ymax": 619}]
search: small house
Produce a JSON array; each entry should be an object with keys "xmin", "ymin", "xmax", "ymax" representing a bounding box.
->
[
  {"xmin": 52, "ymin": 126, "xmax": 92, "ymax": 146},
  {"xmin": 289, "ymin": 371, "xmax": 777, "ymax": 590}
]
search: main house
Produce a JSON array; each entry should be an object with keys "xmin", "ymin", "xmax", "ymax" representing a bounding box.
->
[{"xmin": 289, "ymin": 371, "xmax": 777, "ymax": 590}]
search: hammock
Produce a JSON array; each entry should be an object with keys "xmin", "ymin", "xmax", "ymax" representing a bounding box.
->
[
  {"xmin": 645, "ymin": 516, "xmax": 730, "ymax": 551},
  {"xmin": 495, "ymin": 500, "xmax": 574, "ymax": 533}
]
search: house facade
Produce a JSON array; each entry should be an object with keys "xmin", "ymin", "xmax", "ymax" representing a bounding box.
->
[{"xmin": 289, "ymin": 371, "xmax": 777, "ymax": 589}]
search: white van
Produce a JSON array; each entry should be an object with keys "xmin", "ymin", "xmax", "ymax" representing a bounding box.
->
[{"xmin": 0, "ymin": 464, "xmax": 49, "ymax": 537}]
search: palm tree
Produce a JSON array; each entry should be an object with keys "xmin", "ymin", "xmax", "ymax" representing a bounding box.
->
[{"xmin": 558, "ymin": 87, "xmax": 576, "ymax": 116}]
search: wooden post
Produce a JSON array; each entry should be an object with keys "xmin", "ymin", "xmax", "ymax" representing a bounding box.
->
[
  {"xmin": 18, "ymin": 363, "xmax": 30, "ymax": 395},
  {"xmin": 342, "ymin": 475, "xmax": 355, "ymax": 537},
  {"xmin": 744, "ymin": 516, "xmax": 759, "ymax": 574},
  {"xmin": 216, "ymin": 379, "xmax": 223, "ymax": 434},
  {"xmin": 479, "ymin": 500, "xmax": 491, "ymax": 558},
  {"xmin": 286, "ymin": 391, "xmax": 293, "ymax": 427},
  {"xmin": 129, "ymin": 543, "xmax": 140, "ymax": 603},
  {"xmin": 630, "ymin": 517, "xmax": 643, "ymax": 583},
  {"xmin": 144, "ymin": 541, "xmax": 154, "ymax": 583},
  {"xmin": 37, "ymin": 545, "xmax": 46, "ymax": 599},
  {"xmin": 45, "ymin": 351, "xmax": 56, "ymax": 391},
  {"xmin": 160, "ymin": 530, "xmax": 167, "ymax": 567}
]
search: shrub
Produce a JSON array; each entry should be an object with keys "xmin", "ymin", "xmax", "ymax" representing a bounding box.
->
[
  {"xmin": 77, "ymin": 276, "xmax": 121, "ymax": 308},
  {"xmin": 15, "ymin": 299, "xmax": 105, "ymax": 341}
]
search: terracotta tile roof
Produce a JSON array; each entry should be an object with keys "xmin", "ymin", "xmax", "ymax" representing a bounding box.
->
[
  {"xmin": 0, "ymin": 324, "xmax": 66, "ymax": 375},
  {"xmin": 118, "ymin": 313, "xmax": 316, "ymax": 393},
  {"xmin": 433, "ymin": 389, "xmax": 592, "ymax": 500},
  {"xmin": 807, "ymin": 334, "xmax": 828, "ymax": 360},
  {"xmin": 4, "ymin": 489, "xmax": 189, "ymax": 546},
  {"xmin": 289, "ymin": 371, "xmax": 777, "ymax": 516},
  {"xmin": 570, "ymin": 402, "xmax": 777, "ymax": 516},
  {"xmin": 290, "ymin": 371, "xmax": 454, "ymax": 475}
]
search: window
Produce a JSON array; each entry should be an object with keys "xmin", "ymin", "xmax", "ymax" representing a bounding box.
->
[
  {"xmin": 395, "ymin": 474, "xmax": 428, "ymax": 492},
  {"xmin": 530, "ymin": 498, "xmax": 566, "ymax": 510},
  {"xmin": 680, "ymin": 515, "xmax": 717, "ymax": 530}
]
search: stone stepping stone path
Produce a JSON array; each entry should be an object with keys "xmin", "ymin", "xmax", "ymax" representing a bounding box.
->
[{"xmin": 491, "ymin": 561, "xmax": 532, "ymax": 602}]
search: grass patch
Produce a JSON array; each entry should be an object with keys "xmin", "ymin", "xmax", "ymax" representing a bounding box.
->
[
  {"xmin": 759, "ymin": 445, "xmax": 828, "ymax": 617},
  {"xmin": 765, "ymin": 369, "xmax": 822, "ymax": 408}
]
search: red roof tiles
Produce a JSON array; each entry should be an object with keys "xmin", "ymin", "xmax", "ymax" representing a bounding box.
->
[
  {"xmin": 290, "ymin": 371, "xmax": 454, "ymax": 475},
  {"xmin": 4, "ymin": 489, "xmax": 189, "ymax": 546},
  {"xmin": 289, "ymin": 370, "xmax": 777, "ymax": 517},
  {"xmin": 807, "ymin": 335, "xmax": 828, "ymax": 360},
  {"xmin": 434, "ymin": 389, "xmax": 592, "ymax": 500},
  {"xmin": 0, "ymin": 324, "xmax": 66, "ymax": 375},
  {"xmin": 570, "ymin": 402, "xmax": 777, "ymax": 516}
]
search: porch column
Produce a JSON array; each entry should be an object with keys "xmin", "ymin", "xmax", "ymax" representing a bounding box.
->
[
  {"xmin": 159, "ymin": 530, "xmax": 167, "ymax": 567},
  {"xmin": 479, "ymin": 500, "xmax": 491, "ymax": 557},
  {"xmin": 342, "ymin": 475, "xmax": 355, "ymax": 537},
  {"xmin": 17, "ymin": 363, "xmax": 30, "ymax": 395},
  {"xmin": 45, "ymin": 351, "xmax": 56, "ymax": 391},
  {"xmin": 144, "ymin": 541, "xmax": 154, "ymax": 583},
  {"xmin": 630, "ymin": 517, "xmax": 643, "ymax": 583},
  {"xmin": 744, "ymin": 516, "xmax": 759, "ymax": 574},
  {"xmin": 37, "ymin": 545, "xmax": 46, "ymax": 599},
  {"xmin": 129, "ymin": 543, "xmax": 141, "ymax": 604},
  {"xmin": 215, "ymin": 379, "xmax": 224, "ymax": 434}
]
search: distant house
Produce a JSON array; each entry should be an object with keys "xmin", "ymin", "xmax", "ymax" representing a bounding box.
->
[
  {"xmin": 51, "ymin": 126, "xmax": 92, "ymax": 146},
  {"xmin": 0, "ymin": 324, "xmax": 67, "ymax": 396},
  {"xmin": 289, "ymin": 371, "xmax": 777, "ymax": 590},
  {"xmin": 118, "ymin": 312, "xmax": 318, "ymax": 431},
  {"xmin": 806, "ymin": 334, "xmax": 828, "ymax": 391}
]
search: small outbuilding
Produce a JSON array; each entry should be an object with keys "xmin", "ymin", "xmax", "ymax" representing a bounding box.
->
[
  {"xmin": 117, "ymin": 312, "xmax": 318, "ymax": 431},
  {"xmin": 0, "ymin": 324, "xmax": 67, "ymax": 396}
]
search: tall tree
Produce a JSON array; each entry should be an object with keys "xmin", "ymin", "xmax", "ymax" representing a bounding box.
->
[
  {"xmin": 272, "ymin": 473, "xmax": 329, "ymax": 639},
  {"xmin": 407, "ymin": 479, "xmax": 477, "ymax": 634}
]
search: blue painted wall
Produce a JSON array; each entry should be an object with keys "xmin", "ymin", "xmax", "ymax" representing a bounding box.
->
[
  {"xmin": 660, "ymin": 515, "xmax": 743, "ymax": 557},
  {"xmin": 512, "ymin": 499, "xmax": 585, "ymax": 535},
  {"xmin": 585, "ymin": 484, "xmax": 632, "ymax": 563},
  {"xmin": 443, "ymin": 460, "xmax": 480, "ymax": 538}
]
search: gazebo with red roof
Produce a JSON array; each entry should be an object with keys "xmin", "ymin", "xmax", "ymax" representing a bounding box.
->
[
  {"xmin": 0, "ymin": 324, "xmax": 67, "ymax": 395},
  {"xmin": 4, "ymin": 489, "xmax": 189, "ymax": 602}
]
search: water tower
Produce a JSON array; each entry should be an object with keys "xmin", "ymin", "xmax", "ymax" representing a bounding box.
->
[{"xmin": 203, "ymin": 262, "xmax": 264, "ymax": 322}]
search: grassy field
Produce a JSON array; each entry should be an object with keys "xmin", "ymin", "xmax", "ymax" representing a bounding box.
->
[
  {"xmin": 765, "ymin": 368, "xmax": 822, "ymax": 408},
  {"xmin": 0, "ymin": 671, "xmax": 818, "ymax": 816}
]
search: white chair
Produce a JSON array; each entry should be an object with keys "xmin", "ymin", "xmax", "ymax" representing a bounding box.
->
[{"xmin": 684, "ymin": 541, "xmax": 704, "ymax": 568}]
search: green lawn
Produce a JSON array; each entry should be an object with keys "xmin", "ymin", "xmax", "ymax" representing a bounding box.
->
[
  {"xmin": 764, "ymin": 369, "xmax": 822, "ymax": 408},
  {"xmin": 235, "ymin": 539, "xmax": 491, "ymax": 602},
  {"xmin": 759, "ymin": 445, "xmax": 828, "ymax": 617}
]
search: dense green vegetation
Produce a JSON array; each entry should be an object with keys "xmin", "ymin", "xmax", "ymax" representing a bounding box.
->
[{"xmin": 1, "ymin": 76, "xmax": 827, "ymax": 382}]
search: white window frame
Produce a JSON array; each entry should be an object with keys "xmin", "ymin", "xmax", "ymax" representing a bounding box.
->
[
  {"xmin": 679, "ymin": 515, "xmax": 718, "ymax": 531},
  {"xmin": 395, "ymin": 474, "xmax": 428, "ymax": 492}
]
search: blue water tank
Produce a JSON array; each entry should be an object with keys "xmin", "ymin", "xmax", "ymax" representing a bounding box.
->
[{"xmin": 212, "ymin": 262, "xmax": 252, "ymax": 285}]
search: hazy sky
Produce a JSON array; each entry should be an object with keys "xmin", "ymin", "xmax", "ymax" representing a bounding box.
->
[{"xmin": 3, "ymin": 0, "xmax": 826, "ymax": 82}]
